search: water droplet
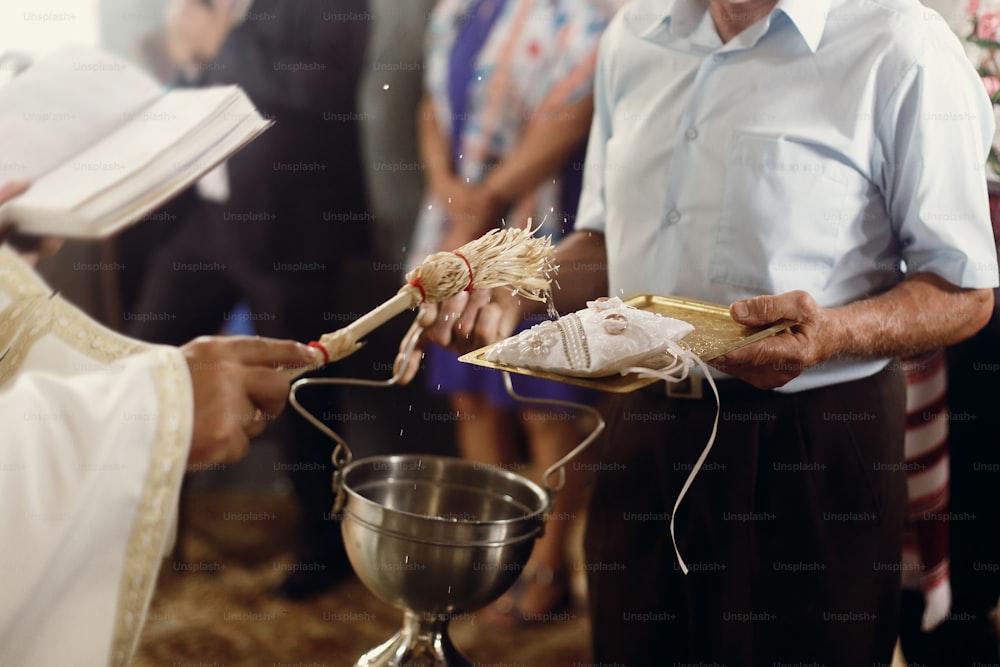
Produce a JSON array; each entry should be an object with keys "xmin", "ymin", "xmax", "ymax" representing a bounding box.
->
[{"xmin": 545, "ymin": 289, "xmax": 560, "ymax": 319}]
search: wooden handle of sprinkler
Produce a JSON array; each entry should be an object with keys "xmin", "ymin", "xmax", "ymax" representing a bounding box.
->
[{"xmin": 280, "ymin": 290, "xmax": 420, "ymax": 383}]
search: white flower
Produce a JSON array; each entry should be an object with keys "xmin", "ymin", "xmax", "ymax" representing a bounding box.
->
[{"xmin": 518, "ymin": 323, "xmax": 556, "ymax": 356}]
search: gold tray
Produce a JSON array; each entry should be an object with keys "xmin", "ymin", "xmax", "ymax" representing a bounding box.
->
[{"xmin": 457, "ymin": 293, "xmax": 796, "ymax": 393}]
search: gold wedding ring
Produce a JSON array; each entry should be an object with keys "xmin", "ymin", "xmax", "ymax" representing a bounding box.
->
[{"xmin": 601, "ymin": 313, "xmax": 628, "ymax": 335}]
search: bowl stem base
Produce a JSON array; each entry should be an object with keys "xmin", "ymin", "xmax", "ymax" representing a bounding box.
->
[{"xmin": 354, "ymin": 609, "xmax": 473, "ymax": 667}]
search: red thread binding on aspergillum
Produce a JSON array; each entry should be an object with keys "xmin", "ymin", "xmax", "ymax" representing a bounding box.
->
[
  {"xmin": 308, "ymin": 341, "xmax": 330, "ymax": 365},
  {"xmin": 408, "ymin": 277, "xmax": 427, "ymax": 303},
  {"xmin": 453, "ymin": 251, "xmax": 474, "ymax": 291}
]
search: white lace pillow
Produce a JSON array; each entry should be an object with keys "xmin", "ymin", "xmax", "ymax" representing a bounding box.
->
[
  {"xmin": 485, "ymin": 296, "xmax": 695, "ymax": 378},
  {"xmin": 487, "ymin": 296, "xmax": 720, "ymax": 577}
]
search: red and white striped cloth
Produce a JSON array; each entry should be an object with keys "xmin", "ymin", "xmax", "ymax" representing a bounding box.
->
[{"xmin": 900, "ymin": 349, "xmax": 952, "ymax": 631}]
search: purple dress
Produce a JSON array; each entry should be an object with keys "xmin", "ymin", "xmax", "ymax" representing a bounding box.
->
[{"xmin": 422, "ymin": 0, "xmax": 609, "ymax": 409}]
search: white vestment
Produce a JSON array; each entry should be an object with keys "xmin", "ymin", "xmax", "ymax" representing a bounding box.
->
[{"xmin": 0, "ymin": 245, "xmax": 193, "ymax": 666}]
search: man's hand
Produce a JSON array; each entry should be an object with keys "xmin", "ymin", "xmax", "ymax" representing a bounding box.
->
[
  {"xmin": 394, "ymin": 288, "xmax": 523, "ymax": 384},
  {"xmin": 182, "ymin": 336, "xmax": 318, "ymax": 466},
  {"xmin": 715, "ymin": 276, "xmax": 994, "ymax": 389},
  {"xmin": 711, "ymin": 291, "xmax": 833, "ymax": 390},
  {"xmin": 165, "ymin": 0, "xmax": 234, "ymax": 66}
]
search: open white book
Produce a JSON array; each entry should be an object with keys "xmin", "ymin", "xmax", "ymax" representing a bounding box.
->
[{"xmin": 0, "ymin": 44, "xmax": 271, "ymax": 238}]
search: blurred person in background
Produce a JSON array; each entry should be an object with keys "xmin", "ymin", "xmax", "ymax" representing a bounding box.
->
[
  {"xmin": 408, "ymin": 0, "xmax": 619, "ymax": 626},
  {"xmin": 358, "ymin": 0, "xmax": 436, "ymax": 267},
  {"xmin": 939, "ymin": 236, "xmax": 1000, "ymax": 665},
  {"xmin": 897, "ymin": 179, "xmax": 1000, "ymax": 667},
  {"xmin": 125, "ymin": 0, "xmax": 372, "ymax": 599},
  {"xmin": 894, "ymin": 2, "xmax": 1000, "ymax": 664}
]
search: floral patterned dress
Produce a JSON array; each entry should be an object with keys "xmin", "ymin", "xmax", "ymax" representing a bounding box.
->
[
  {"xmin": 409, "ymin": 0, "xmax": 616, "ymax": 263},
  {"xmin": 411, "ymin": 0, "xmax": 616, "ymax": 404}
]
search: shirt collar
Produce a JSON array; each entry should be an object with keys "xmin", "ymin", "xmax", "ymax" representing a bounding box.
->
[
  {"xmin": 776, "ymin": 0, "xmax": 831, "ymax": 53},
  {"xmin": 638, "ymin": 0, "xmax": 832, "ymax": 54},
  {"xmin": 636, "ymin": 0, "xmax": 698, "ymax": 40}
]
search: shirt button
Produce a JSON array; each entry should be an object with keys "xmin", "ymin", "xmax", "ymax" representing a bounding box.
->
[
  {"xmin": 667, "ymin": 210, "xmax": 681, "ymax": 224},
  {"xmin": 685, "ymin": 127, "xmax": 698, "ymax": 140}
]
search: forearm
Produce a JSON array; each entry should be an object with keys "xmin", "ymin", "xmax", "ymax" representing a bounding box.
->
[
  {"xmin": 826, "ymin": 272, "xmax": 994, "ymax": 360},
  {"xmin": 482, "ymin": 95, "xmax": 594, "ymax": 205},
  {"xmin": 724, "ymin": 272, "xmax": 994, "ymax": 389},
  {"xmin": 418, "ymin": 95, "xmax": 454, "ymax": 193}
]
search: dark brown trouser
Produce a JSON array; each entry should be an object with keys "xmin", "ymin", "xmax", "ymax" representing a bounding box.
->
[{"xmin": 584, "ymin": 367, "xmax": 906, "ymax": 667}]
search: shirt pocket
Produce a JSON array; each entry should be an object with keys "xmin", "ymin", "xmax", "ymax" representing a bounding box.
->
[{"xmin": 710, "ymin": 132, "xmax": 863, "ymax": 295}]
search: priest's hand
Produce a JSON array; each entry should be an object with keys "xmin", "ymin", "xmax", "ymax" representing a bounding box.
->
[{"xmin": 182, "ymin": 336, "xmax": 319, "ymax": 465}]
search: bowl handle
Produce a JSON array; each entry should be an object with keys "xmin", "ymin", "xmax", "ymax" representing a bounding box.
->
[
  {"xmin": 288, "ymin": 315, "xmax": 425, "ymax": 514},
  {"xmin": 499, "ymin": 371, "xmax": 606, "ymax": 504}
]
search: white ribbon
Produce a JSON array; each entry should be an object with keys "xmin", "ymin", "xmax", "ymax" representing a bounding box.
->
[{"xmin": 621, "ymin": 341, "xmax": 720, "ymax": 576}]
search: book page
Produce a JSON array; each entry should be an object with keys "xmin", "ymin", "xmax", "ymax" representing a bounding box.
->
[
  {"xmin": 14, "ymin": 86, "xmax": 246, "ymax": 213},
  {"xmin": 74, "ymin": 105, "xmax": 271, "ymax": 237},
  {"xmin": 9, "ymin": 87, "xmax": 270, "ymax": 237},
  {"xmin": 0, "ymin": 44, "xmax": 163, "ymax": 184}
]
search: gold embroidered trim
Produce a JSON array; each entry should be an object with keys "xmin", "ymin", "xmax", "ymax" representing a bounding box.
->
[
  {"xmin": 0, "ymin": 247, "xmax": 144, "ymax": 386},
  {"xmin": 108, "ymin": 347, "xmax": 192, "ymax": 667}
]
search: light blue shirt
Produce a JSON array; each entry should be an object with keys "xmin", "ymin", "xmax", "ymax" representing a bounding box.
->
[{"xmin": 575, "ymin": 0, "xmax": 1000, "ymax": 391}]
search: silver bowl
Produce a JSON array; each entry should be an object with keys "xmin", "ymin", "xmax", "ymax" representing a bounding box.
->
[
  {"xmin": 341, "ymin": 454, "xmax": 549, "ymax": 615},
  {"xmin": 289, "ymin": 334, "xmax": 603, "ymax": 667},
  {"xmin": 340, "ymin": 454, "xmax": 550, "ymax": 666}
]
